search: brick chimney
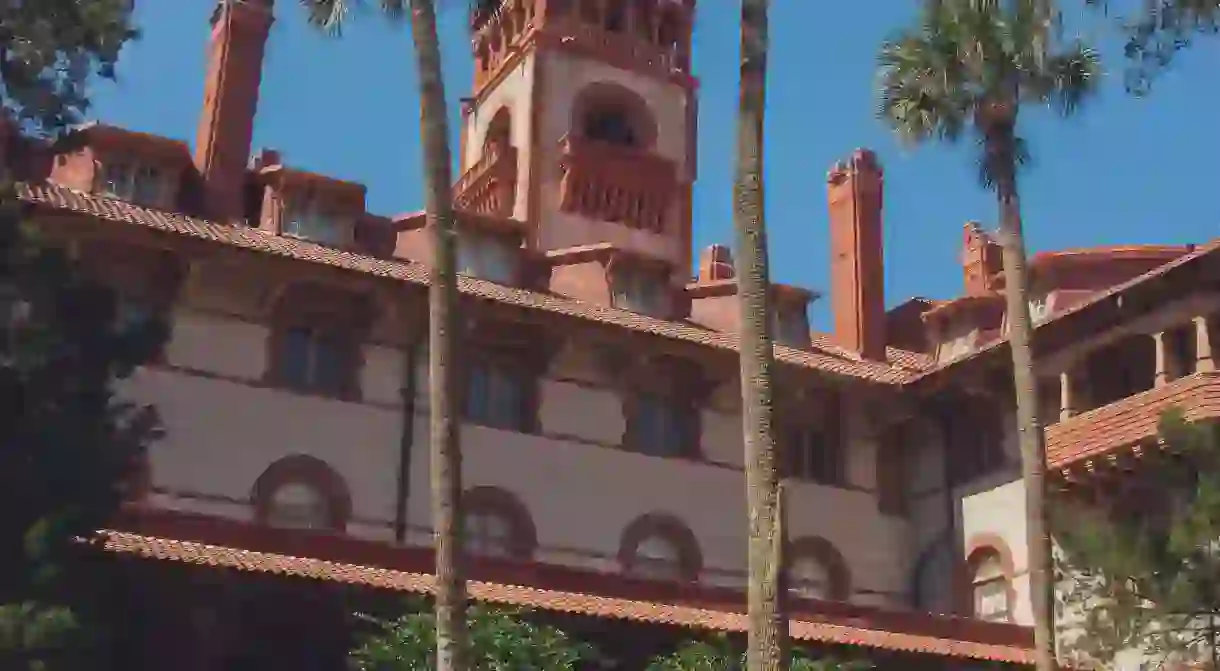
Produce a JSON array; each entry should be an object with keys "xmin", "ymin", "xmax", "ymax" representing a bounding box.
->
[
  {"xmin": 194, "ymin": 0, "xmax": 275, "ymax": 223},
  {"xmin": 962, "ymin": 221, "xmax": 1003, "ymax": 295},
  {"xmin": 826, "ymin": 149, "xmax": 886, "ymax": 360},
  {"xmin": 697, "ymin": 244, "xmax": 736, "ymax": 281}
]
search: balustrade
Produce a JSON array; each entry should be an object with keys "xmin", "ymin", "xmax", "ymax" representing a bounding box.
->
[{"xmin": 556, "ymin": 134, "xmax": 677, "ymax": 233}]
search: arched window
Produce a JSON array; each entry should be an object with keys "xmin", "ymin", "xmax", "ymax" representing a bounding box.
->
[
  {"xmin": 788, "ymin": 555, "xmax": 831, "ymax": 599},
  {"xmin": 619, "ymin": 513, "xmax": 702, "ymax": 582},
  {"xmin": 267, "ymin": 481, "xmax": 330, "ymax": 530},
  {"xmin": 787, "ymin": 536, "xmax": 851, "ymax": 601},
  {"xmin": 462, "ymin": 486, "xmax": 537, "ymax": 560},
  {"xmin": 571, "ymin": 82, "xmax": 658, "ymax": 150},
  {"xmin": 252, "ymin": 455, "xmax": 352, "ymax": 533},
  {"xmin": 584, "ymin": 105, "xmax": 637, "ymax": 147},
  {"xmin": 971, "ymin": 548, "xmax": 1011, "ymax": 622}
]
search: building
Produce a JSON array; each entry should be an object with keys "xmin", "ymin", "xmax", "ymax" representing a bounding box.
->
[{"xmin": 6, "ymin": 0, "xmax": 1218, "ymax": 668}]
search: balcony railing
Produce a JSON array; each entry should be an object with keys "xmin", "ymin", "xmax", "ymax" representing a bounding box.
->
[
  {"xmin": 556, "ymin": 134, "xmax": 677, "ymax": 233},
  {"xmin": 1046, "ymin": 371, "xmax": 1220, "ymax": 470},
  {"xmin": 545, "ymin": 15, "xmax": 686, "ymax": 78},
  {"xmin": 454, "ymin": 144, "xmax": 518, "ymax": 218}
]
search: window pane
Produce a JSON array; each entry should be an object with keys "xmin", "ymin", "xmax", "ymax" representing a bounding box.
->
[
  {"xmin": 313, "ymin": 335, "xmax": 349, "ymax": 394},
  {"xmin": 465, "ymin": 511, "xmax": 513, "ymax": 558},
  {"xmin": 789, "ymin": 557, "xmax": 830, "ymax": 599},
  {"xmin": 632, "ymin": 535, "xmax": 682, "ymax": 580},
  {"xmin": 974, "ymin": 579, "xmax": 1009, "ymax": 621},
  {"xmin": 279, "ymin": 328, "xmax": 314, "ymax": 388},
  {"xmin": 465, "ymin": 363, "xmax": 491, "ymax": 422},
  {"xmin": 268, "ymin": 482, "xmax": 329, "ymax": 530},
  {"xmin": 487, "ymin": 367, "xmax": 523, "ymax": 430},
  {"xmin": 133, "ymin": 165, "xmax": 164, "ymax": 206},
  {"xmin": 102, "ymin": 162, "xmax": 133, "ymax": 199}
]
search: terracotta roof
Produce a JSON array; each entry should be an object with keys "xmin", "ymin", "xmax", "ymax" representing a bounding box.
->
[
  {"xmin": 909, "ymin": 240, "xmax": 1220, "ymax": 385},
  {"xmin": 17, "ymin": 182, "xmax": 908, "ymax": 385},
  {"xmin": 97, "ymin": 530, "xmax": 1034, "ymax": 664}
]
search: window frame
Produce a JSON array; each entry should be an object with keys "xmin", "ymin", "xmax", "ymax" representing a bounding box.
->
[
  {"xmin": 456, "ymin": 232, "xmax": 518, "ymax": 285},
  {"xmin": 611, "ymin": 264, "xmax": 670, "ymax": 318},
  {"xmin": 625, "ymin": 390, "xmax": 698, "ymax": 459},
  {"xmin": 283, "ymin": 192, "xmax": 349, "ymax": 247},
  {"xmin": 463, "ymin": 355, "xmax": 533, "ymax": 433}
]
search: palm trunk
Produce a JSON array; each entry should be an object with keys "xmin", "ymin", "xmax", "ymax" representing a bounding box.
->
[
  {"xmin": 992, "ymin": 135, "xmax": 1055, "ymax": 671},
  {"xmin": 407, "ymin": 1, "xmax": 467, "ymax": 670},
  {"xmin": 734, "ymin": 2, "xmax": 788, "ymax": 670}
]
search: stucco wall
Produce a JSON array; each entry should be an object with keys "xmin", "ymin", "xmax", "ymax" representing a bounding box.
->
[
  {"xmin": 531, "ymin": 51, "xmax": 689, "ymax": 263},
  {"xmin": 128, "ymin": 308, "xmax": 911, "ymax": 606},
  {"xmin": 463, "ymin": 52, "xmax": 536, "ymax": 221}
]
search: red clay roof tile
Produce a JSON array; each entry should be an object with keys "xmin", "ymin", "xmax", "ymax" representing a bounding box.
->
[
  {"xmin": 18, "ymin": 182, "xmax": 909, "ymax": 385},
  {"xmin": 97, "ymin": 530, "xmax": 1034, "ymax": 664}
]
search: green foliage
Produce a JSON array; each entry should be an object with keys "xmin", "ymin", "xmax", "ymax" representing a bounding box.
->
[
  {"xmin": 0, "ymin": 182, "xmax": 166, "ymax": 669},
  {"xmin": 876, "ymin": 0, "xmax": 1101, "ymax": 190},
  {"xmin": 1053, "ymin": 408, "xmax": 1220, "ymax": 670},
  {"xmin": 1084, "ymin": 0, "xmax": 1218, "ymax": 95},
  {"xmin": 646, "ymin": 634, "xmax": 873, "ymax": 671},
  {"xmin": 0, "ymin": 0, "xmax": 138, "ymax": 136},
  {"xmin": 349, "ymin": 599, "xmax": 595, "ymax": 671}
]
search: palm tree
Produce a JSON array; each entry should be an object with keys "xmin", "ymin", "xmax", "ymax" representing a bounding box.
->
[
  {"xmin": 1084, "ymin": 0, "xmax": 1217, "ymax": 94},
  {"xmin": 876, "ymin": 2, "xmax": 1099, "ymax": 670},
  {"xmin": 301, "ymin": 1, "xmax": 468, "ymax": 670},
  {"xmin": 733, "ymin": 1, "xmax": 789, "ymax": 670}
]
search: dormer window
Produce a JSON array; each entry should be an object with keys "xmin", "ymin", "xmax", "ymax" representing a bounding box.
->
[
  {"xmin": 457, "ymin": 233, "xmax": 517, "ymax": 285},
  {"xmin": 773, "ymin": 306, "xmax": 810, "ymax": 348},
  {"xmin": 97, "ymin": 160, "xmax": 169, "ymax": 208},
  {"xmin": 612, "ymin": 266, "xmax": 669, "ymax": 317},
  {"xmin": 284, "ymin": 193, "xmax": 347, "ymax": 247}
]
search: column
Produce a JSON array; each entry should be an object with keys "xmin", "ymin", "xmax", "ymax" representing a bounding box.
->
[
  {"xmin": 1153, "ymin": 331, "xmax": 1170, "ymax": 388},
  {"xmin": 1196, "ymin": 315, "xmax": 1216, "ymax": 373},
  {"xmin": 1059, "ymin": 370, "xmax": 1074, "ymax": 422}
]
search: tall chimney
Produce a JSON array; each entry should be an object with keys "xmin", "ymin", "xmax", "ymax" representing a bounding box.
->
[
  {"xmin": 962, "ymin": 221, "xmax": 1003, "ymax": 295},
  {"xmin": 194, "ymin": 0, "xmax": 274, "ymax": 223},
  {"xmin": 827, "ymin": 149, "xmax": 886, "ymax": 360}
]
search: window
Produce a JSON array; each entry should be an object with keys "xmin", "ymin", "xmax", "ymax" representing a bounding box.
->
[
  {"xmin": 630, "ymin": 535, "xmax": 683, "ymax": 581},
  {"xmin": 972, "ymin": 551, "xmax": 1010, "ymax": 622},
  {"xmin": 584, "ymin": 106, "xmax": 637, "ymax": 147},
  {"xmin": 789, "ymin": 556, "xmax": 830, "ymax": 599},
  {"xmin": 786, "ymin": 425, "xmax": 842, "ymax": 485},
  {"xmin": 266, "ymin": 482, "xmax": 330, "ymax": 530},
  {"xmin": 98, "ymin": 160, "xmax": 168, "ymax": 207},
  {"xmin": 773, "ymin": 307, "xmax": 809, "ymax": 348},
  {"xmin": 457, "ymin": 233, "xmax": 517, "ymax": 284},
  {"xmin": 276, "ymin": 326, "xmax": 351, "ymax": 395},
  {"xmin": 612, "ymin": 267, "xmax": 668, "ymax": 317},
  {"xmin": 629, "ymin": 392, "xmax": 694, "ymax": 457},
  {"xmin": 946, "ymin": 396, "xmax": 1006, "ymax": 484},
  {"xmin": 284, "ymin": 194, "xmax": 347, "ymax": 246},
  {"xmin": 465, "ymin": 360, "xmax": 527, "ymax": 431},
  {"xmin": 464, "ymin": 510, "xmax": 515, "ymax": 558}
]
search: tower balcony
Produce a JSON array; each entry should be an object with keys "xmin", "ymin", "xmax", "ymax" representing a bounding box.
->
[
  {"xmin": 556, "ymin": 134, "xmax": 677, "ymax": 234},
  {"xmin": 455, "ymin": 143, "xmax": 518, "ymax": 218},
  {"xmin": 543, "ymin": 13, "xmax": 690, "ymax": 80}
]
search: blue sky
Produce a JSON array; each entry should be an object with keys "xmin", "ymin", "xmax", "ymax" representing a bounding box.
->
[{"xmin": 90, "ymin": 1, "xmax": 1219, "ymax": 329}]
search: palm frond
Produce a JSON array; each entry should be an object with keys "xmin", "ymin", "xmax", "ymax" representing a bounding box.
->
[{"xmin": 298, "ymin": 0, "xmax": 406, "ymax": 36}]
